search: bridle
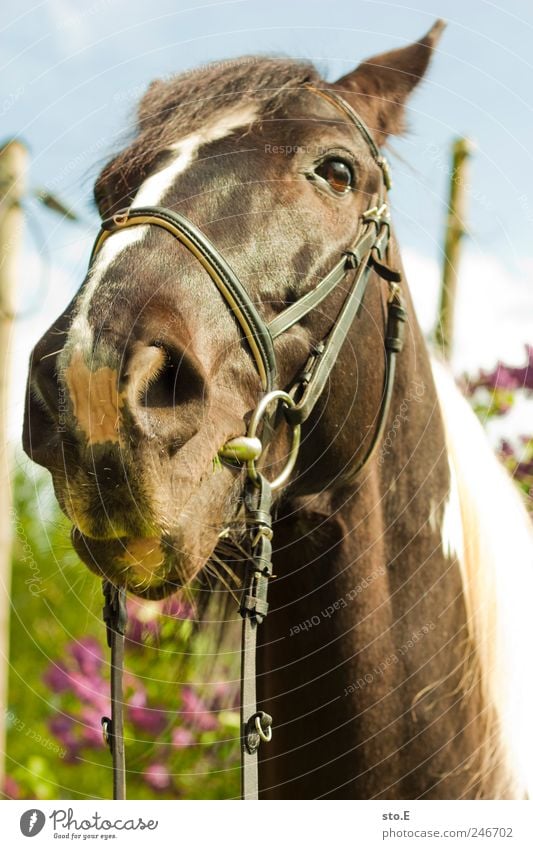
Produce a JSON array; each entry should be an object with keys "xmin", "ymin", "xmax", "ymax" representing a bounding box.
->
[{"xmin": 93, "ymin": 86, "xmax": 407, "ymax": 801}]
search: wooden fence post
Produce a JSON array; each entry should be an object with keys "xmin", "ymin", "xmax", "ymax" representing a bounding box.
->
[
  {"xmin": 0, "ymin": 139, "xmax": 28, "ymax": 791},
  {"xmin": 435, "ymin": 137, "xmax": 473, "ymax": 359}
]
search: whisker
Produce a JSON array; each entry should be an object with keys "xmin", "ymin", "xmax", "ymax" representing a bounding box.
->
[
  {"xmin": 206, "ymin": 559, "xmax": 240, "ymax": 605},
  {"xmin": 211, "ymin": 554, "xmax": 242, "ymax": 589}
]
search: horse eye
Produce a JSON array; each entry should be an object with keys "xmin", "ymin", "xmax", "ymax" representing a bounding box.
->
[{"xmin": 314, "ymin": 158, "xmax": 354, "ymax": 193}]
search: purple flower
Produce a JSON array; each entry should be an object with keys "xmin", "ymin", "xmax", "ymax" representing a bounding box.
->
[
  {"xmin": 49, "ymin": 714, "xmax": 73, "ymax": 737},
  {"xmin": 79, "ymin": 706, "xmax": 106, "ymax": 748},
  {"xmin": 44, "ymin": 639, "xmax": 109, "ymax": 715},
  {"xmin": 172, "ymin": 727, "xmax": 194, "ymax": 748},
  {"xmin": 68, "ymin": 671, "xmax": 108, "ymax": 714},
  {"xmin": 43, "ymin": 662, "xmax": 71, "ymax": 694},
  {"xmin": 3, "ymin": 775, "xmax": 21, "ymax": 799},
  {"xmin": 48, "ymin": 708, "xmax": 105, "ymax": 758},
  {"xmin": 163, "ymin": 596, "xmax": 195, "ymax": 620},
  {"xmin": 482, "ymin": 365, "xmax": 519, "ymax": 391},
  {"xmin": 69, "ymin": 638, "xmax": 103, "ymax": 676},
  {"xmin": 510, "ymin": 345, "xmax": 533, "ymax": 391},
  {"xmin": 180, "ymin": 686, "xmax": 218, "ymax": 731},
  {"xmin": 471, "ymin": 347, "xmax": 533, "ymax": 394},
  {"xmin": 143, "ymin": 763, "xmax": 171, "ymax": 791},
  {"xmin": 126, "ymin": 599, "xmax": 161, "ymax": 644},
  {"xmin": 44, "ymin": 638, "xmax": 113, "ymax": 757},
  {"xmin": 48, "ymin": 713, "xmax": 81, "ymax": 761},
  {"xmin": 499, "ymin": 439, "xmax": 515, "ymax": 458},
  {"xmin": 209, "ymin": 680, "xmax": 239, "ymax": 712},
  {"xmin": 128, "ymin": 689, "xmax": 168, "ymax": 734}
]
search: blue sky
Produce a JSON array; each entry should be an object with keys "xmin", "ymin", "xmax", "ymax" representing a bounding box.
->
[{"xmin": 2, "ymin": 0, "xmax": 533, "ymax": 435}]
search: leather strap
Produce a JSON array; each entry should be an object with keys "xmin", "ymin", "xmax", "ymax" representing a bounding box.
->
[
  {"xmin": 268, "ymin": 226, "xmax": 378, "ymax": 339},
  {"xmin": 239, "ymin": 475, "xmax": 274, "ymax": 800},
  {"xmin": 307, "ymin": 86, "xmax": 382, "ymax": 162},
  {"xmin": 306, "ymin": 86, "xmax": 393, "ymax": 190},
  {"xmin": 101, "ymin": 582, "xmax": 128, "ymax": 800},
  {"xmin": 91, "ymin": 207, "xmax": 277, "ymax": 392},
  {"xmin": 342, "ymin": 286, "xmax": 407, "ymax": 481},
  {"xmin": 285, "ymin": 216, "xmax": 395, "ymax": 426}
]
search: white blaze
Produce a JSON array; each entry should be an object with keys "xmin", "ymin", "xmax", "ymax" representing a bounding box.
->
[{"xmin": 70, "ymin": 103, "xmax": 259, "ymax": 349}]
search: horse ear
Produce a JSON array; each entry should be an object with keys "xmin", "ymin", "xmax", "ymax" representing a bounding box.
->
[{"xmin": 331, "ymin": 19, "xmax": 446, "ymax": 143}]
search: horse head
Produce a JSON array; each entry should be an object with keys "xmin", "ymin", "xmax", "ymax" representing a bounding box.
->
[{"xmin": 23, "ymin": 23, "xmax": 444, "ymax": 599}]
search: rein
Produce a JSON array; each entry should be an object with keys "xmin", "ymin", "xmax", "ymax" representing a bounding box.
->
[{"xmin": 91, "ymin": 87, "xmax": 407, "ymax": 801}]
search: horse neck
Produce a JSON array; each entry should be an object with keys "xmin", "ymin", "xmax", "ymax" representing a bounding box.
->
[{"xmin": 257, "ymin": 317, "xmax": 515, "ymax": 799}]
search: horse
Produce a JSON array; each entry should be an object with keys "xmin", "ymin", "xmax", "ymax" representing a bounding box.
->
[{"xmin": 23, "ymin": 20, "xmax": 533, "ymax": 799}]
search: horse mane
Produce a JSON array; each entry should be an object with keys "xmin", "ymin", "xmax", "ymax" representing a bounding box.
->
[
  {"xmin": 432, "ymin": 359, "xmax": 533, "ymax": 798},
  {"xmin": 94, "ymin": 56, "xmax": 320, "ymax": 208}
]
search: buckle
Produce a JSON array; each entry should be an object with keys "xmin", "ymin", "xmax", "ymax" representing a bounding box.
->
[
  {"xmin": 362, "ymin": 203, "xmax": 389, "ymax": 225},
  {"xmin": 101, "ymin": 716, "xmax": 113, "ymax": 753},
  {"xmin": 244, "ymin": 711, "xmax": 273, "ymax": 754},
  {"xmin": 376, "ymin": 156, "xmax": 393, "ymax": 190}
]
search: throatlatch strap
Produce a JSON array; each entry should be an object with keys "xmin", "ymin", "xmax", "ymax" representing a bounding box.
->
[
  {"xmin": 267, "ymin": 226, "xmax": 377, "ymax": 340},
  {"xmin": 101, "ymin": 581, "xmax": 128, "ymax": 800},
  {"xmin": 284, "ymin": 246, "xmax": 375, "ymax": 425},
  {"xmin": 340, "ymin": 285, "xmax": 407, "ymax": 483},
  {"xmin": 239, "ymin": 475, "xmax": 274, "ymax": 800}
]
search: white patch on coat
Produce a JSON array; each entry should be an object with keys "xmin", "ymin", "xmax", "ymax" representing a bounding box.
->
[
  {"xmin": 69, "ymin": 103, "xmax": 259, "ymax": 351},
  {"xmin": 428, "ymin": 498, "xmax": 439, "ymax": 533},
  {"xmin": 440, "ymin": 461, "xmax": 465, "ymax": 562},
  {"xmin": 432, "ymin": 357, "xmax": 533, "ymax": 799}
]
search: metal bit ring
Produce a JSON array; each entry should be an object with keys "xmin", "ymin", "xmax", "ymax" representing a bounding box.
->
[{"xmin": 246, "ymin": 390, "xmax": 300, "ymax": 490}]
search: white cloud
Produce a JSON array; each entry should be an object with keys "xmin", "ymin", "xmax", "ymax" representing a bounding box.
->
[
  {"xmin": 403, "ymin": 245, "xmax": 533, "ymax": 441},
  {"xmin": 45, "ymin": 0, "xmax": 105, "ymax": 54},
  {"xmin": 402, "ymin": 246, "xmax": 533, "ymax": 374}
]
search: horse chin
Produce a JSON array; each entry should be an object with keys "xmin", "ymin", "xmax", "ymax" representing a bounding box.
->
[
  {"xmin": 70, "ymin": 528, "xmax": 204, "ymax": 599},
  {"xmin": 65, "ymin": 459, "xmax": 242, "ymax": 598}
]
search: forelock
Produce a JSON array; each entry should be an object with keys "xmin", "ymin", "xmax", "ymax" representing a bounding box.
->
[{"xmin": 94, "ymin": 56, "xmax": 319, "ymax": 212}]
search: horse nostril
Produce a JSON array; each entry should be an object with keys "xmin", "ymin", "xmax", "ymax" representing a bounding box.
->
[
  {"xmin": 91, "ymin": 455, "xmax": 126, "ymax": 488},
  {"xmin": 138, "ymin": 341, "xmax": 207, "ymax": 409},
  {"xmin": 23, "ymin": 351, "xmax": 65, "ymax": 462},
  {"xmin": 33, "ymin": 353, "xmax": 61, "ymax": 419}
]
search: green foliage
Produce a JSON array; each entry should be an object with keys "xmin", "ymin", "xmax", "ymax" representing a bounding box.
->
[{"xmin": 5, "ymin": 462, "xmax": 240, "ymax": 800}]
